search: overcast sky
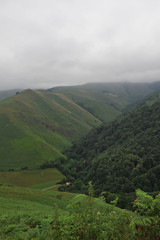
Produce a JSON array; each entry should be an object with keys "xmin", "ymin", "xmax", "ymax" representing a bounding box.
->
[{"xmin": 0, "ymin": 0, "xmax": 160, "ymax": 90}]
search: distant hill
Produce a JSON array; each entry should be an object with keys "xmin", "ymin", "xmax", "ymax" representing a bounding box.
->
[
  {"xmin": 0, "ymin": 89, "xmax": 22, "ymax": 101},
  {"xmin": 49, "ymin": 81, "xmax": 160, "ymax": 122},
  {"xmin": 64, "ymin": 90, "xmax": 160, "ymax": 197},
  {"xmin": 0, "ymin": 81, "xmax": 160, "ymax": 171}
]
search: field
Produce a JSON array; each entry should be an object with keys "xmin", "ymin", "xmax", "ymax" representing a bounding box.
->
[
  {"xmin": 0, "ymin": 182, "xmax": 132, "ymax": 240},
  {"xmin": 0, "ymin": 168, "xmax": 77, "ymax": 239},
  {"xmin": 0, "ymin": 168, "xmax": 159, "ymax": 239},
  {"xmin": 1, "ymin": 182, "xmax": 158, "ymax": 240},
  {"xmin": 0, "ymin": 183, "xmax": 77, "ymax": 239},
  {"xmin": 0, "ymin": 168, "xmax": 65, "ymax": 188}
]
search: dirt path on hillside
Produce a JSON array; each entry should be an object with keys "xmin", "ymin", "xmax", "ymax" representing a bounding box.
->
[{"xmin": 42, "ymin": 184, "xmax": 60, "ymax": 191}]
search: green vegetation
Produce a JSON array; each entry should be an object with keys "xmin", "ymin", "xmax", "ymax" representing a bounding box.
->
[
  {"xmin": 0, "ymin": 82, "xmax": 160, "ymax": 170},
  {"xmin": 0, "ymin": 182, "xmax": 160, "ymax": 239},
  {"xmin": 50, "ymin": 81, "xmax": 160, "ymax": 122},
  {"xmin": 0, "ymin": 168, "xmax": 64, "ymax": 188},
  {"xmin": 0, "ymin": 183, "xmax": 75, "ymax": 239},
  {"xmin": 1, "ymin": 82, "xmax": 160, "ymax": 238},
  {"xmin": 63, "ymin": 91, "xmax": 160, "ymax": 208},
  {"xmin": 0, "ymin": 88, "xmax": 100, "ymax": 170}
]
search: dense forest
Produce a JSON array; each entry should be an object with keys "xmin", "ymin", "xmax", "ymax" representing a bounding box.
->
[{"xmin": 53, "ymin": 91, "xmax": 160, "ymax": 208}]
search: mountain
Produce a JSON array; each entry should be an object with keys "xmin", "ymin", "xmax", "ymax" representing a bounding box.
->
[
  {"xmin": 0, "ymin": 89, "xmax": 22, "ymax": 101},
  {"xmin": 64, "ymin": 90, "xmax": 160, "ymax": 198},
  {"xmin": 0, "ymin": 81, "xmax": 160, "ymax": 171},
  {"xmin": 48, "ymin": 81, "xmax": 160, "ymax": 122},
  {"xmin": 0, "ymin": 89, "xmax": 100, "ymax": 170},
  {"xmin": 1, "ymin": 82, "xmax": 160, "ymax": 239}
]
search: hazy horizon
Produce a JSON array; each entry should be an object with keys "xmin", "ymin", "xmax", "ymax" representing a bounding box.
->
[
  {"xmin": 1, "ymin": 80, "xmax": 160, "ymax": 92},
  {"xmin": 0, "ymin": 0, "xmax": 160, "ymax": 90}
]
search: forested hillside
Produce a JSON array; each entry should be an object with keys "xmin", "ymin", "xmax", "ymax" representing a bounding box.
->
[{"xmin": 64, "ymin": 91, "xmax": 160, "ymax": 206}]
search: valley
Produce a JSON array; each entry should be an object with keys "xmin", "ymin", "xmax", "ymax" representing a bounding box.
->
[
  {"xmin": 0, "ymin": 81, "xmax": 159, "ymax": 170},
  {"xmin": 0, "ymin": 81, "xmax": 160, "ymax": 239}
]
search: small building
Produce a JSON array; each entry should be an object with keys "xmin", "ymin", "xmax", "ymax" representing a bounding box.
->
[{"xmin": 65, "ymin": 181, "xmax": 71, "ymax": 186}]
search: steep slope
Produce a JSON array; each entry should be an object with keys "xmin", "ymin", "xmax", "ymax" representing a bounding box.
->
[
  {"xmin": 0, "ymin": 81, "xmax": 160, "ymax": 171},
  {"xmin": 64, "ymin": 91, "xmax": 160, "ymax": 195},
  {"xmin": 0, "ymin": 89, "xmax": 100, "ymax": 170},
  {"xmin": 49, "ymin": 81, "xmax": 160, "ymax": 122}
]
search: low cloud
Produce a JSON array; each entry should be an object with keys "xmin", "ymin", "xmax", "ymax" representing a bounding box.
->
[{"xmin": 0, "ymin": 0, "xmax": 160, "ymax": 89}]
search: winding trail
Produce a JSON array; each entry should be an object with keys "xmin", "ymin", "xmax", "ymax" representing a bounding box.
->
[{"xmin": 42, "ymin": 184, "xmax": 60, "ymax": 191}]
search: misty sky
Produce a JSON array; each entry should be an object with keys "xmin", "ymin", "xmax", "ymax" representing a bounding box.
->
[{"xmin": 0, "ymin": 0, "xmax": 160, "ymax": 90}]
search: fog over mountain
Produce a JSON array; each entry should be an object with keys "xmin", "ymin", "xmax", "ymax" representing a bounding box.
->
[{"xmin": 0, "ymin": 0, "xmax": 160, "ymax": 90}]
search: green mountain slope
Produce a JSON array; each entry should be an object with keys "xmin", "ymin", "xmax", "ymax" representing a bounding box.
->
[
  {"xmin": 49, "ymin": 81, "xmax": 160, "ymax": 122},
  {"xmin": 64, "ymin": 91, "xmax": 160, "ymax": 196},
  {"xmin": 0, "ymin": 89, "xmax": 100, "ymax": 170},
  {"xmin": 0, "ymin": 81, "xmax": 160, "ymax": 171}
]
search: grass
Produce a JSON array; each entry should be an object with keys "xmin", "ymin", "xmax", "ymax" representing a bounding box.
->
[
  {"xmin": 30, "ymin": 180, "xmax": 60, "ymax": 189},
  {"xmin": 0, "ymin": 112, "xmax": 69, "ymax": 170},
  {"xmin": 0, "ymin": 183, "xmax": 128, "ymax": 221},
  {"xmin": 0, "ymin": 89, "xmax": 100, "ymax": 170},
  {"xmin": 0, "ymin": 175, "xmax": 136, "ymax": 240},
  {"xmin": 51, "ymin": 87, "xmax": 129, "ymax": 122},
  {"xmin": 0, "ymin": 183, "xmax": 77, "ymax": 239},
  {"xmin": 0, "ymin": 184, "xmax": 76, "ymax": 208},
  {"xmin": 0, "ymin": 168, "xmax": 64, "ymax": 187},
  {"xmin": 0, "ymin": 183, "xmax": 134, "ymax": 240}
]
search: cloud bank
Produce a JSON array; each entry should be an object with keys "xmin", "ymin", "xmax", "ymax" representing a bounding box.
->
[{"xmin": 0, "ymin": 0, "xmax": 160, "ymax": 89}]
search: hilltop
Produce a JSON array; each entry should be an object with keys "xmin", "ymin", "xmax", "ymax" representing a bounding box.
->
[{"xmin": 0, "ymin": 89, "xmax": 22, "ymax": 101}]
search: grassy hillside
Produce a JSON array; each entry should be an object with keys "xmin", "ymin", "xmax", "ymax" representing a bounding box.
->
[
  {"xmin": 49, "ymin": 81, "xmax": 160, "ymax": 122},
  {"xmin": 0, "ymin": 183, "xmax": 159, "ymax": 239},
  {"xmin": 0, "ymin": 89, "xmax": 100, "ymax": 170},
  {"xmin": 0, "ymin": 183, "xmax": 130, "ymax": 239},
  {"xmin": 49, "ymin": 87, "xmax": 122, "ymax": 122},
  {"xmin": 0, "ymin": 168, "xmax": 64, "ymax": 188},
  {"xmin": 0, "ymin": 184, "xmax": 76, "ymax": 239}
]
